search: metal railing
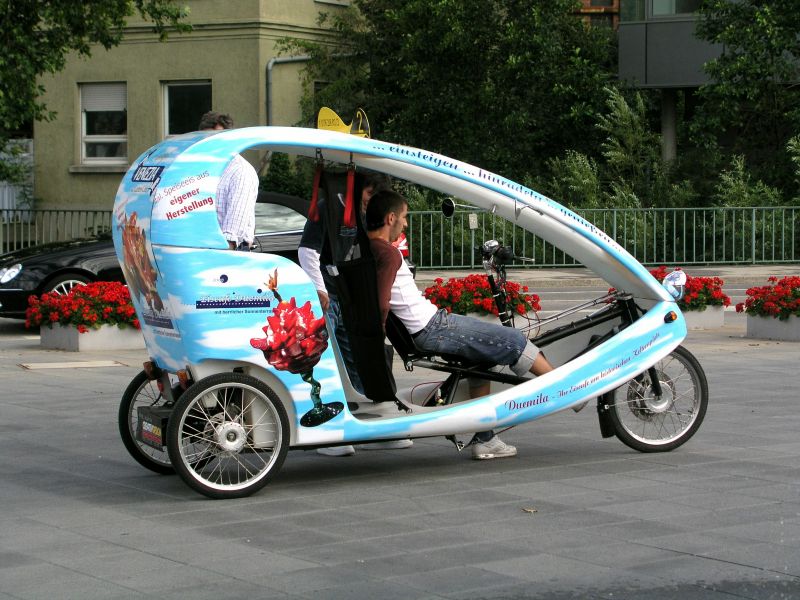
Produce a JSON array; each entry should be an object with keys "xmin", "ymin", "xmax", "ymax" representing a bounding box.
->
[
  {"xmin": 407, "ymin": 206, "xmax": 800, "ymax": 268},
  {"xmin": 2, "ymin": 206, "xmax": 798, "ymax": 268},
  {"xmin": 1, "ymin": 209, "xmax": 113, "ymax": 253}
]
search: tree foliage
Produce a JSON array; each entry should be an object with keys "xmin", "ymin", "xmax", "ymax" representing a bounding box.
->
[
  {"xmin": 694, "ymin": 0, "xmax": 800, "ymax": 196},
  {"xmin": 712, "ymin": 155, "xmax": 782, "ymax": 208},
  {"xmin": 282, "ymin": 0, "xmax": 616, "ymax": 186},
  {"xmin": 0, "ymin": 0, "xmax": 190, "ymax": 141}
]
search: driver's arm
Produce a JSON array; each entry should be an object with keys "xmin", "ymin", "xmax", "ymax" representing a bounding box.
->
[
  {"xmin": 298, "ymin": 201, "xmax": 331, "ymax": 310},
  {"xmin": 298, "ymin": 246, "xmax": 329, "ymax": 310}
]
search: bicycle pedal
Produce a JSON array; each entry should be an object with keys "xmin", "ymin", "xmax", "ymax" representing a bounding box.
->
[{"xmin": 445, "ymin": 435, "xmax": 465, "ymax": 451}]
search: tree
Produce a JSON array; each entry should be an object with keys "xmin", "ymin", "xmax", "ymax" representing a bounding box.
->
[
  {"xmin": 694, "ymin": 0, "xmax": 800, "ymax": 197},
  {"xmin": 282, "ymin": 0, "xmax": 616, "ymax": 186},
  {"xmin": 0, "ymin": 0, "xmax": 190, "ymax": 142}
]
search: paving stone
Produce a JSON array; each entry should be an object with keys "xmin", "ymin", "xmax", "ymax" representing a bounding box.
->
[{"xmin": 2, "ymin": 283, "xmax": 800, "ymax": 598}]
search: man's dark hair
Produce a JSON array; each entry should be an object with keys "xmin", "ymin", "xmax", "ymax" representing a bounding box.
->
[
  {"xmin": 198, "ymin": 111, "xmax": 234, "ymax": 130},
  {"xmin": 365, "ymin": 190, "xmax": 407, "ymax": 231},
  {"xmin": 362, "ymin": 171, "xmax": 392, "ymax": 195}
]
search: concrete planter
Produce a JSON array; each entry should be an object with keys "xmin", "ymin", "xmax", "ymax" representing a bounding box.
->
[
  {"xmin": 40, "ymin": 323, "xmax": 145, "ymax": 351},
  {"xmin": 683, "ymin": 305, "xmax": 725, "ymax": 330},
  {"xmin": 746, "ymin": 314, "xmax": 800, "ymax": 342}
]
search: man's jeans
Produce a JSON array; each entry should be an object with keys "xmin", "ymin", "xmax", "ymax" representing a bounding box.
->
[
  {"xmin": 413, "ymin": 309, "xmax": 540, "ymax": 444},
  {"xmin": 326, "ymin": 294, "xmax": 364, "ymax": 395},
  {"xmin": 412, "ymin": 309, "xmax": 530, "ymax": 370}
]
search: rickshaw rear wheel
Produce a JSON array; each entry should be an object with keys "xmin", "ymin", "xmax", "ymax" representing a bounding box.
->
[
  {"xmin": 166, "ymin": 373, "xmax": 289, "ymax": 499},
  {"xmin": 603, "ymin": 345, "xmax": 708, "ymax": 453},
  {"xmin": 118, "ymin": 370, "xmax": 175, "ymax": 475}
]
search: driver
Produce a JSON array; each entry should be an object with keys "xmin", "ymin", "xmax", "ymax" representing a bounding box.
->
[{"xmin": 366, "ymin": 190, "xmax": 555, "ymax": 460}]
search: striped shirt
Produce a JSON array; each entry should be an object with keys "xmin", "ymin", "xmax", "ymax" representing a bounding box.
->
[{"xmin": 216, "ymin": 154, "xmax": 258, "ymax": 246}]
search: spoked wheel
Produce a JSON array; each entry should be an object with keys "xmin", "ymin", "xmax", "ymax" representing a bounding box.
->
[
  {"xmin": 118, "ymin": 370, "xmax": 175, "ymax": 474},
  {"xmin": 46, "ymin": 273, "xmax": 90, "ymax": 295},
  {"xmin": 166, "ymin": 373, "xmax": 289, "ymax": 499},
  {"xmin": 603, "ymin": 345, "xmax": 708, "ymax": 452}
]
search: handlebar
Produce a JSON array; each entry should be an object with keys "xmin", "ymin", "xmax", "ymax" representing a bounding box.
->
[{"xmin": 479, "ymin": 239, "xmax": 525, "ymax": 269}]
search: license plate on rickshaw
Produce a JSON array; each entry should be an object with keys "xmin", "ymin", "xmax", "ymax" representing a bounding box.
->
[{"xmin": 136, "ymin": 406, "xmax": 171, "ymax": 449}]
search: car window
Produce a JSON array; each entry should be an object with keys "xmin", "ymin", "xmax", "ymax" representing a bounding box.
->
[{"xmin": 254, "ymin": 203, "xmax": 307, "ymax": 235}]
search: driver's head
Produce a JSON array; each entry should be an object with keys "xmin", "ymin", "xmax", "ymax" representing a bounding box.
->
[
  {"xmin": 366, "ymin": 190, "xmax": 408, "ymax": 241},
  {"xmin": 198, "ymin": 111, "xmax": 234, "ymax": 131}
]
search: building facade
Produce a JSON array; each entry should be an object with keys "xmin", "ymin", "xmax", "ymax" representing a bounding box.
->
[
  {"xmin": 33, "ymin": 0, "xmax": 347, "ymax": 210},
  {"xmin": 617, "ymin": 0, "xmax": 722, "ymax": 161},
  {"xmin": 576, "ymin": 0, "xmax": 620, "ymax": 29}
]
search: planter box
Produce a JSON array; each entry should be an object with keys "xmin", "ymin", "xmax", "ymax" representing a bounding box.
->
[
  {"xmin": 746, "ymin": 314, "xmax": 800, "ymax": 342},
  {"xmin": 683, "ymin": 305, "xmax": 724, "ymax": 330},
  {"xmin": 40, "ymin": 323, "xmax": 145, "ymax": 351}
]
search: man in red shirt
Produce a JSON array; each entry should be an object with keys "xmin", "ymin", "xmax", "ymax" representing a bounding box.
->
[{"xmin": 365, "ymin": 190, "xmax": 554, "ymax": 459}]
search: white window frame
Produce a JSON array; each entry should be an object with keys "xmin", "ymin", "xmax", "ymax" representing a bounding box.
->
[
  {"xmin": 162, "ymin": 80, "xmax": 212, "ymax": 138},
  {"xmin": 80, "ymin": 82, "xmax": 127, "ymax": 165}
]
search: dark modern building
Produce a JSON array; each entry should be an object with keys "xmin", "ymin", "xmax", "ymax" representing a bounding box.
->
[
  {"xmin": 618, "ymin": 0, "xmax": 722, "ymax": 161},
  {"xmin": 577, "ymin": 0, "xmax": 620, "ymax": 29}
]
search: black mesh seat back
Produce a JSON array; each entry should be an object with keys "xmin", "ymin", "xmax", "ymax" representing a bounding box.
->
[{"xmin": 318, "ymin": 170, "xmax": 398, "ymax": 402}]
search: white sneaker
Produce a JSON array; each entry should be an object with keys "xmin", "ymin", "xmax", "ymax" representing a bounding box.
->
[
  {"xmin": 471, "ymin": 436, "xmax": 517, "ymax": 460},
  {"xmin": 316, "ymin": 445, "xmax": 355, "ymax": 457},
  {"xmin": 360, "ymin": 439, "xmax": 414, "ymax": 450}
]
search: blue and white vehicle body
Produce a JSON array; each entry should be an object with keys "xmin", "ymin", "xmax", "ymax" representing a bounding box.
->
[{"xmin": 113, "ymin": 127, "xmax": 687, "ymax": 450}]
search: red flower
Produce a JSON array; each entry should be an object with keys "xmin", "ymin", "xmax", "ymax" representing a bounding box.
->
[
  {"xmin": 647, "ymin": 266, "xmax": 731, "ymax": 311},
  {"xmin": 736, "ymin": 276, "xmax": 800, "ymax": 320},
  {"xmin": 423, "ymin": 273, "xmax": 541, "ymax": 317},
  {"xmin": 24, "ymin": 281, "xmax": 140, "ymax": 332},
  {"xmin": 250, "ymin": 298, "xmax": 328, "ymax": 373}
]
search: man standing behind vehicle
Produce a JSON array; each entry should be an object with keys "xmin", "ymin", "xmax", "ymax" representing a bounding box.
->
[{"xmin": 198, "ymin": 111, "xmax": 259, "ymax": 250}]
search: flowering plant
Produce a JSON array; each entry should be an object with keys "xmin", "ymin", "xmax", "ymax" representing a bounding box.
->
[
  {"xmin": 25, "ymin": 281, "xmax": 140, "ymax": 333},
  {"xmin": 735, "ymin": 275, "xmax": 800, "ymax": 320},
  {"xmin": 250, "ymin": 297, "xmax": 328, "ymax": 373},
  {"xmin": 423, "ymin": 273, "xmax": 541, "ymax": 316},
  {"xmin": 648, "ymin": 266, "xmax": 731, "ymax": 312}
]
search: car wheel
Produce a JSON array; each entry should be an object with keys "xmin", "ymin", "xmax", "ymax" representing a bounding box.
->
[{"xmin": 45, "ymin": 273, "xmax": 91, "ymax": 296}]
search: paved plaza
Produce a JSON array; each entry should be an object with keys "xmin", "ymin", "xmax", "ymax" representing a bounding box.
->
[{"xmin": 1, "ymin": 268, "xmax": 799, "ymax": 599}]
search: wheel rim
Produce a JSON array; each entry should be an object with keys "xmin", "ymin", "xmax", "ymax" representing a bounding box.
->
[
  {"xmin": 50, "ymin": 279, "xmax": 87, "ymax": 295},
  {"xmin": 613, "ymin": 353, "xmax": 702, "ymax": 446},
  {"xmin": 175, "ymin": 382, "xmax": 283, "ymax": 492},
  {"xmin": 128, "ymin": 378, "xmax": 173, "ymax": 468}
]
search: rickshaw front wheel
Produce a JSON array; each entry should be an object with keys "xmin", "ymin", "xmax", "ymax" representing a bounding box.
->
[
  {"xmin": 166, "ymin": 373, "xmax": 289, "ymax": 499},
  {"xmin": 603, "ymin": 345, "xmax": 708, "ymax": 453}
]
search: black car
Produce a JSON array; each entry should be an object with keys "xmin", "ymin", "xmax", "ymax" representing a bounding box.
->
[{"xmin": 0, "ymin": 192, "xmax": 308, "ymax": 319}]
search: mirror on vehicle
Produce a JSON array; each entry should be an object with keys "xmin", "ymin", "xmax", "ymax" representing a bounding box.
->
[
  {"xmin": 441, "ymin": 197, "xmax": 484, "ymax": 218},
  {"xmin": 662, "ymin": 269, "xmax": 687, "ymax": 300},
  {"xmin": 442, "ymin": 197, "xmax": 456, "ymax": 218}
]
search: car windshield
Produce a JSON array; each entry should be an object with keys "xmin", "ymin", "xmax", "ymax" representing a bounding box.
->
[{"xmin": 255, "ymin": 203, "xmax": 306, "ymax": 234}]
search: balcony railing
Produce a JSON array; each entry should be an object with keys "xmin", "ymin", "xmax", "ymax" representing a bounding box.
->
[
  {"xmin": 2, "ymin": 206, "xmax": 798, "ymax": 268},
  {"xmin": 407, "ymin": 206, "xmax": 800, "ymax": 269},
  {"xmin": 1, "ymin": 209, "xmax": 112, "ymax": 253}
]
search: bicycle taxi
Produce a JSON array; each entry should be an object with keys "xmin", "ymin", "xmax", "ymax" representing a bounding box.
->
[{"xmin": 114, "ymin": 125, "xmax": 707, "ymax": 499}]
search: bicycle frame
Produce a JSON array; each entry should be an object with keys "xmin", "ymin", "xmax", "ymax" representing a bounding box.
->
[{"xmin": 481, "ymin": 242, "xmax": 668, "ymax": 400}]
